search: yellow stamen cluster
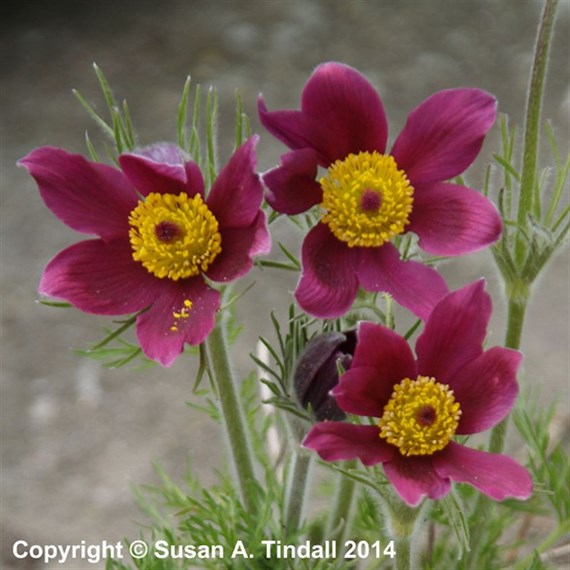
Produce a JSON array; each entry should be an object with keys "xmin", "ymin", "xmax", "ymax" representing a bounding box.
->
[
  {"xmin": 378, "ymin": 376, "xmax": 461, "ymax": 456},
  {"xmin": 129, "ymin": 192, "xmax": 222, "ymax": 280},
  {"xmin": 320, "ymin": 151, "xmax": 414, "ymax": 247},
  {"xmin": 171, "ymin": 299, "xmax": 193, "ymax": 332}
]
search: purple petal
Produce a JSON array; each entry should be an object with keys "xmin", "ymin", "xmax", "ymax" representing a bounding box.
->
[
  {"xmin": 333, "ymin": 322, "xmax": 416, "ymax": 416},
  {"xmin": 259, "ymin": 98, "xmax": 340, "ymax": 167},
  {"xmin": 333, "ymin": 367, "xmax": 390, "ymax": 418},
  {"xmin": 300, "ymin": 62, "xmax": 388, "ymax": 161},
  {"xmin": 295, "ymin": 223, "xmax": 359, "ymax": 318},
  {"xmin": 263, "ymin": 148, "xmax": 322, "ymax": 214},
  {"xmin": 39, "ymin": 239, "xmax": 161, "ymax": 315},
  {"xmin": 19, "ymin": 147, "xmax": 137, "ymax": 240},
  {"xmin": 391, "ymin": 88, "xmax": 497, "ymax": 185},
  {"xmin": 259, "ymin": 63, "xmax": 387, "ymax": 167},
  {"xmin": 434, "ymin": 442, "xmax": 533, "ymax": 501},
  {"xmin": 357, "ymin": 243, "xmax": 449, "ymax": 320},
  {"xmin": 352, "ymin": 322, "xmax": 417, "ymax": 374},
  {"xmin": 416, "ymin": 280, "xmax": 491, "ymax": 384},
  {"xmin": 303, "ymin": 422, "xmax": 394, "ymax": 466},
  {"xmin": 383, "ymin": 454, "xmax": 451, "ymax": 507},
  {"xmin": 119, "ymin": 146, "xmax": 197, "ymax": 197},
  {"xmin": 134, "ymin": 142, "xmax": 187, "ymax": 165},
  {"xmin": 409, "ymin": 182, "xmax": 502, "ymax": 255},
  {"xmin": 206, "ymin": 212, "xmax": 270, "ymax": 283},
  {"xmin": 184, "ymin": 161, "xmax": 206, "ymax": 197},
  {"xmin": 206, "ymin": 137, "xmax": 263, "ymax": 228},
  {"xmin": 136, "ymin": 277, "xmax": 221, "ymax": 367},
  {"xmin": 451, "ymin": 347, "xmax": 522, "ymax": 435}
]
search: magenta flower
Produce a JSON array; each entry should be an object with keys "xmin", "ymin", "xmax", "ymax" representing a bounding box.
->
[
  {"xmin": 259, "ymin": 62, "xmax": 502, "ymax": 320},
  {"xmin": 303, "ymin": 281, "xmax": 532, "ymax": 506},
  {"xmin": 19, "ymin": 138, "xmax": 270, "ymax": 367}
]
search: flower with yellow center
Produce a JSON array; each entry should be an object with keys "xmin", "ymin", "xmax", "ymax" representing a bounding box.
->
[
  {"xmin": 23, "ymin": 138, "xmax": 267, "ymax": 367},
  {"xmin": 260, "ymin": 62, "xmax": 502, "ymax": 322},
  {"xmin": 378, "ymin": 376, "xmax": 461, "ymax": 456},
  {"xmin": 303, "ymin": 288, "xmax": 531, "ymax": 507},
  {"xmin": 129, "ymin": 192, "xmax": 222, "ymax": 280},
  {"xmin": 320, "ymin": 151, "xmax": 414, "ymax": 248}
]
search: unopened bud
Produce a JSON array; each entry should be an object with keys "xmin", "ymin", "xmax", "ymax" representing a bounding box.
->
[{"xmin": 294, "ymin": 330, "xmax": 356, "ymax": 421}]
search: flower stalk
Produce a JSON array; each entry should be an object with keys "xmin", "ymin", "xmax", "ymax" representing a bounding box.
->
[
  {"xmin": 490, "ymin": 0, "xmax": 558, "ymax": 461},
  {"xmin": 326, "ymin": 462, "xmax": 358, "ymax": 543},
  {"xmin": 504, "ymin": 283, "xmax": 530, "ymax": 351},
  {"xmin": 467, "ymin": 3, "xmax": 559, "ymax": 566},
  {"xmin": 284, "ymin": 449, "xmax": 313, "ymax": 535},
  {"xmin": 515, "ymin": 0, "xmax": 559, "ymax": 264},
  {"xmin": 384, "ymin": 498, "xmax": 424, "ymax": 570},
  {"xmin": 489, "ymin": 286, "xmax": 530, "ymax": 454},
  {"xmin": 205, "ymin": 320, "xmax": 258, "ymax": 512}
]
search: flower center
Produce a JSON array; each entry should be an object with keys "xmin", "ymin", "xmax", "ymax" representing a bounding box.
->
[
  {"xmin": 378, "ymin": 376, "xmax": 461, "ymax": 456},
  {"xmin": 128, "ymin": 192, "xmax": 222, "ymax": 280},
  {"xmin": 320, "ymin": 151, "xmax": 414, "ymax": 248}
]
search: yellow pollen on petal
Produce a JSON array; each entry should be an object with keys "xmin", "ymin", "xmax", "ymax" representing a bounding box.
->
[
  {"xmin": 378, "ymin": 376, "xmax": 461, "ymax": 456},
  {"xmin": 129, "ymin": 192, "xmax": 222, "ymax": 280},
  {"xmin": 170, "ymin": 299, "xmax": 193, "ymax": 332},
  {"xmin": 320, "ymin": 151, "xmax": 414, "ymax": 248}
]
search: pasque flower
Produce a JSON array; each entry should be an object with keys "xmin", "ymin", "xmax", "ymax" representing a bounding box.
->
[
  {"xmin": 259, "ymin": 62, "xmax": 502, "ymax": 320},
  {"xmin": 20, "ymin": 138, "xmax": 270, "ymax": 367},
  {"xmin": 303, "ymin": 281, "xmax": 532, "ymax": 506}
]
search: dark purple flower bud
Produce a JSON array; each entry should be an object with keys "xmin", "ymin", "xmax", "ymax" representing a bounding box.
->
[{"xmin": 294, "ymin": 330, "xmax": 356, "ymax": 421}]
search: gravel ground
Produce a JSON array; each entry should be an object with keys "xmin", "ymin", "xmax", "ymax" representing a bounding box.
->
[{"xmin": 1, "ymin": 1, "xmax": 569, "ymax": 568}]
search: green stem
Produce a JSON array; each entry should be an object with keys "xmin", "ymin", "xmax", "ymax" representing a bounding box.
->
[
  {"xmin": 466, "ymin": 2, "xmax": 558, "ymax": 567},
  {"xmin": 504, "ymin": 294, "xmax": 528, "ymax": 350},
  {"xmin": 326, "ymin": 461, "xmax": 358, "ymax": 543},
  {"xmin": 396, "ymin": 537, "xmax": 412, "ymax": 570},
  {"xmin": 489, "ymin": 290, "xmax": 530, "ymax": 454},
  {"xmin": 388, "ymin": 502, "xmax": 422, "ymax": 570},
  {"xmin": 464, "ymin": 290, "xmax": 530, "ymax": 570},
  {"xmin": 205, "ymin": 322, "xmax": 258, "ymax": 511},
  {"xmin": 284, "ymin": 450, "xmax": 313, "ymax": 535},
  {"xmin": 515, "ymin": 0, "xmax": 559, "ymax": 263}
]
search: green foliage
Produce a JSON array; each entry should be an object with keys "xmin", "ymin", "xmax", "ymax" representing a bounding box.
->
[
  {"xmin": 250, "ymin": 299, "xmax": 386, "ymax": 428},
  {"xmin": 251, "ymin": 304, "xmax": 312, "ymax": 424},
  {"xmin": 37, "ymin": 299, "xmax": 72, "ymax": 308},
  {"xmin": 491, "ymin": 114, "xmax": 569, "ymax": 290},
  {"xmin": 513, "ymin": 394, "xmax": 570, "ymax": 523},
  {"xmin": 74, "ymin": 64, "xmax": 138, "ymax": 158},
  {"xmin": 104, "ymin": 373, "xmax": 353, "ymax": 570},
  {"xmin": 73, "ymin": 311, "xmax": 157, "ymax": 369},
  {"xmin": 256, "ymin": 242, "xmax": 301, "ymax": 272},
  {"xmin": 524, "ymin": 552, "xmax": 549, "ymax": 570}
]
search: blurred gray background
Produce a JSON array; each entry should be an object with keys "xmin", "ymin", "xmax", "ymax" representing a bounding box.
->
[{"xmin": 1, "ymin": 1, "xmax": 569, "ymax": 568}]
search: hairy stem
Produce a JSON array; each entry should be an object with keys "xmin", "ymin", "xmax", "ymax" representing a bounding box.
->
[
  {"xmin": 489, "ymin": 290, "xmax": 530, "ymax": 454},
  {"xmin": 326, "ymin": 462, "xmax": 358, "ymax": 543},
  {"xmin": 206, "ymin": 322, "xmax": 258, "ymax": 511},
  {"xmin": 515, "ymin": 0, "xmax": 559, "ymax": 263},
  {"xmin": 390, "ymin": 504, "xmax": 422, "ymax": 570},
  {"xmin": 504, "ymin": 294, "xmax": 529, "ymax": 351},
  {"xmin": 468, "ymin": 2, "xmax": 559, "ymax": 565},
  {"xmin": 284, "ymin": 449, "xmax": 313, "ymax": 535}
]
